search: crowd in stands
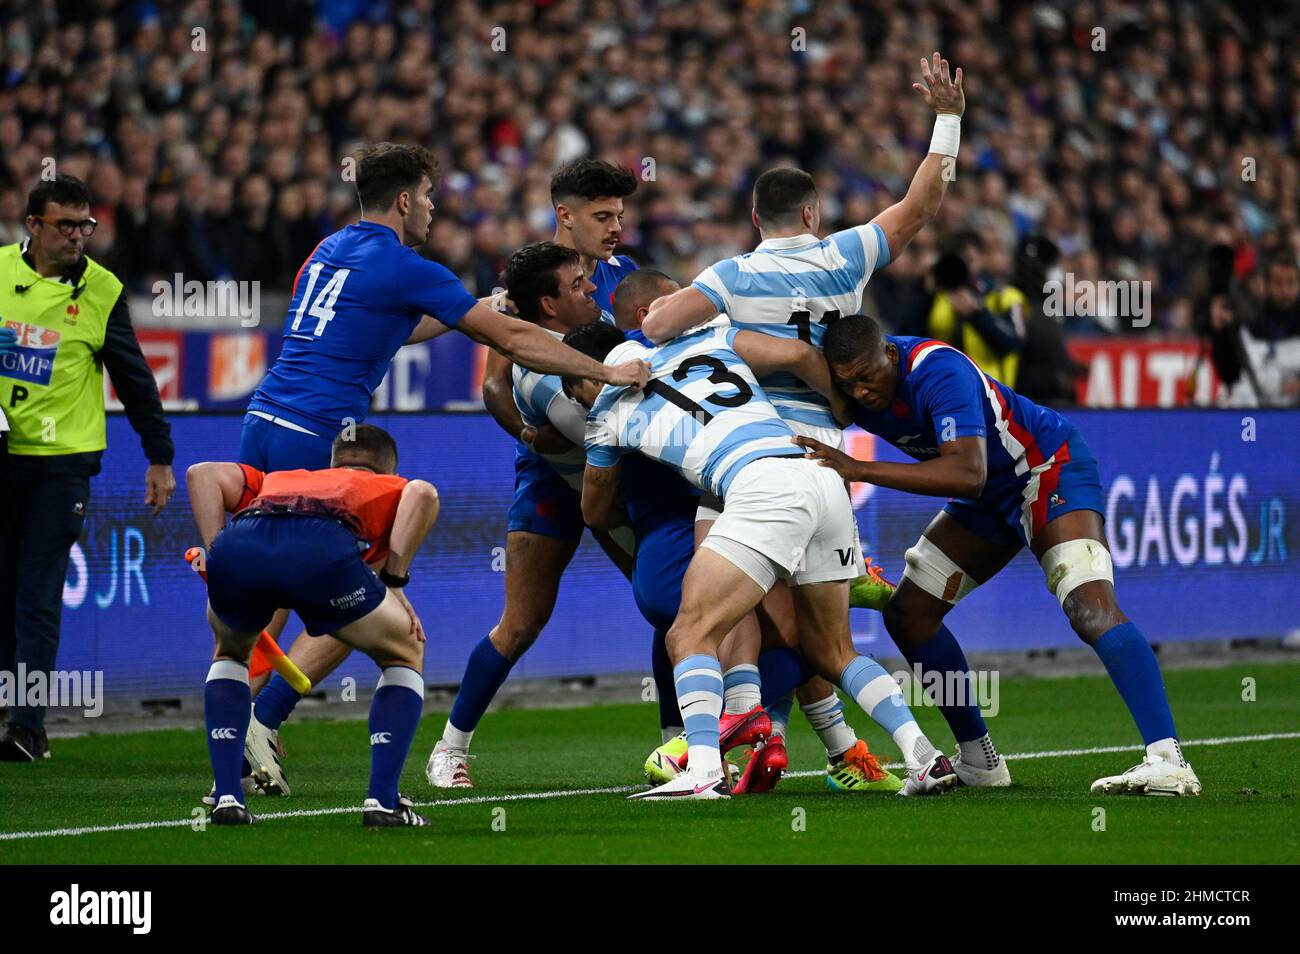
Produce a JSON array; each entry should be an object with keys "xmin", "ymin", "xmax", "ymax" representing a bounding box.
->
[{"xmin": 2, "ymin": 0, "xmax": 1297, "ymax": 404}]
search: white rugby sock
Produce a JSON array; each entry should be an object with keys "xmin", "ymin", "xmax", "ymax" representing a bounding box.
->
[
  {"xmin": 441, "ymin": 721, "xmax": 473, "ymax": 755},
  {"xmin": 958, "ymin": 733, "xmax": 1000, "ymax": 772},
  {"xmin": 1147, "ymin": 737, "xmax": 1186, "ymax": 768},
  {"xmin": 799, "ymin": 692, "xmax": 858, "ymax": 761},
  {"xmin": 722, "ymin": 664, "xmax": 761, "ymax": 714}
]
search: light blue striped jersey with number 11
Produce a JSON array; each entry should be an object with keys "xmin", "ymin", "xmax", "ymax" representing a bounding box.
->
[
  {"xmin": 691, "ymin": 223, "xmax": 891, "ymax": 430},
  {"xmin": 584, "ymin": 324, "xmax": 800, "ymax": 499}
]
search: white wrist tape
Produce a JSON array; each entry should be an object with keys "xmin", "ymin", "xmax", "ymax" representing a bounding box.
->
[{"xmin": 929, "ymin": 114, "xmax": 961, "ymax": 157}]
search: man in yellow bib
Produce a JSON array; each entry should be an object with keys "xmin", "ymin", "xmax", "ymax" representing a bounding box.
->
[{"xmin": 0, "ymin": 175, "xmax": 175, "ymax": 762}]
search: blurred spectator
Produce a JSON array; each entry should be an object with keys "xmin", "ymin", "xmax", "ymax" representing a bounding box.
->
[
  {"xmin": 925, "ymin": 231, "xmax": 1027, "ymax": 386},
  {"xmin": 1013, "ymin": 235, "xmax": 1083, "ymax": 406},
  {"xmin": 0, "ymin": 0, "xmax": 1293, "ymax": 383}
]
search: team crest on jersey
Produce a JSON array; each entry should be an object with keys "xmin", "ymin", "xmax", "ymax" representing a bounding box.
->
[{"xmin": 0, "ymin": 320, "xmax": 60, "ymax": 386}]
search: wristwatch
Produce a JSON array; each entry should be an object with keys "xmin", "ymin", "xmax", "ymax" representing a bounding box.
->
[{"xmin": 379, "ymin": 568, "xmax": 410, "ymax": 588}]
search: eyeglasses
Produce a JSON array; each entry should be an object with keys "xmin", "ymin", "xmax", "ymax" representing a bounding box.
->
[{"xmin": 33, "ymin": 215, "xmax": 97, "ymax": 238}]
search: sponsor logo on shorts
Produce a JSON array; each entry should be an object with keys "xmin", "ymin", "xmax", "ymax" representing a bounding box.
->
[
  {"xmin": 329, "ymin": 586, "xmax": 367, "ymax": 610},
  {"xmin": 836, "ymin": 546, "xmax": 856, "ymax": 566}
]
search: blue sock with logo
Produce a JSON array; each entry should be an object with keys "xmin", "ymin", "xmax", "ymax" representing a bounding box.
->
[
  {"xmin": 205, "ymin": 660, "xmax": 251, "ymax": 802},
  {"xmin": 253, "ymin": 673, "xmax": 301, "ymax": 731},
  {"xmin": 1092, "ymin": 622, "xmax": 1177, "ymax": 745},
  {"xmin": 902, "ymin": 625, "xmax": 988, "ymax": 744},
  {"xmin": 367, "ymin": 667, "xmax": 425, "ymax": 810},
  {"xmin": 448, "ymin": 635, "xmax": 514, "ymax": 736}
]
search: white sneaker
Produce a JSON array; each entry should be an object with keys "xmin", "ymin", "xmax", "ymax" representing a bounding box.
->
[
  {"xmin": 1091, "ymin": 757, "xmax": 1202, "ymax": 796},
  {"xmin": 244, "ymin": 708, "xmax": 291, "ymax": 796},
  {"xmin": 426, "ymin": 739, "xmax": 474, "ymax": 789},
  {"xmin": 628, "ymin": 769, "xmax": 730, "ymax": 801},
  {"xmin": 898, "ymin": 753, "xmax": 959, "ymax": 796},
  {"xmin": 953, "ymin": 748, "xmax": 1013, "ymax": 787}
]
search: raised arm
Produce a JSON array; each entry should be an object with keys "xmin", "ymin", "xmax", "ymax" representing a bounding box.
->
[
  {"xmin": 457, "ymin": 302, "xmax": 649, "ymax": 387},
  {"xmin": 870, "ymin": 52, "xmax": 965, "ymax": 261},
  {"xmin": 186, "ymin": 462, "xmax": 253, "ymax": 547},
  {"xmin": 641, "ymin": 286, "xmax": 719, "ymax": 344}
]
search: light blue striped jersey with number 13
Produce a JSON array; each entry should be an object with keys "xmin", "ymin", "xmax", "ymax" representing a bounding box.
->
[
  {"xmin": 584, "ymin": 324, "xmax": 799, "ymax": 499},
  {"xmin": 691, "ymin": 223, "xmax": 890, "ymax": 429}
]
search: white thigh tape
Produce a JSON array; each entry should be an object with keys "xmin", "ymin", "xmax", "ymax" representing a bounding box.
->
[
  {"xmin": 902, "ymin": 536, "xmax": 978, "ymax": 605},
  {"xmin": 1040, "ymin": 539, "xmax": 1114, "ymax": 606}
]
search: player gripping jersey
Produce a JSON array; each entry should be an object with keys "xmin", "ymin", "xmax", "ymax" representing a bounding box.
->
[
  {"xmin": 564, "ymin": 321, "xmax": 954, "ymax": 799},
  {"xmin": 797, "ymin": 315, "xmax": 1202, "ymax": 797}
]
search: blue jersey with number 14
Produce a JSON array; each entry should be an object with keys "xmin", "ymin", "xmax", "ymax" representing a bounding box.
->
[{"xmin": 248, "ymin": 220, "xmax": 478, "ymax": 436}]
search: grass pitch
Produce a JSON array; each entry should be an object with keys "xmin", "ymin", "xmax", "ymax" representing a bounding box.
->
[{"xmin": 2, "ymin": 661, "xmax": 1297, "ymax": 865}]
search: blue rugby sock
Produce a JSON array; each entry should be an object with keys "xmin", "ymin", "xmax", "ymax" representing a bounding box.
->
[
  {"xmin": 205, "ymin": 660, "xmax": 252, "ymax": 802},
  {"xmin": 674, "ymin": 654, "xmax": 724, "ymax": 775},
  {"xmin": 253, "ymin": 673, "xmax": 301, "ymax": 731},
  {"xmin": 651, "ymin": 629, "xmax": 681, "ymax": 736},
  {"xmin": 447, "ymin": 635, "xmax": 514, "ymax": 740},
  {"xmin": 757, "ymin": 648, "xmax": 809, "ymax": 708},
  {"xmin": 367, "ymin": 667, "xmax": 425, "ymax": 810},
  {"xmin": 1093, "ymin": 622, "xmax": 1178, "ymax": 745},
  {"xmin": 902, "ymin": 624, "xmax": 988, "ymax": 744}
]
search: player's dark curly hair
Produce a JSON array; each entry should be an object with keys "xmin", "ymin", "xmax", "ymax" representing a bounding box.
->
[
  {"xmin": 504, "ymin": 242, "xmax": 582, "ymax": 323},
  {"xmin": 331, "ymin": 423, "xmax": 398, "ymax": 472},
  {"xmin": 822, "ymin": 314, "xmax": 887, "ymax": 365},
  {"xmin": 550, "ymin": 158, "xmax": 638, "ymax": 206},
  {"xmin": 562, "ymin": 321, "xmax": 627, "ymax": 363},
  {"xmin": 354, "ymin": 142, "xmax": 440, "ymax": 212},
  {"xmin": 752, "ymin": 167, "xmax": 817, "ymax": 229},
  {"xmin": 25, "ymin": 174, "xmax": 93, "ymax": 217}
]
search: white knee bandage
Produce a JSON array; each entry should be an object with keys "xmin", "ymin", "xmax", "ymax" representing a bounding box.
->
[
  {"xmin": 1039, "ymin": 539, "xmax": 1114, "ymax": 606},
  {"xmin": 902, "ymin": 536, "xmax": 978, "ymax": 605}
]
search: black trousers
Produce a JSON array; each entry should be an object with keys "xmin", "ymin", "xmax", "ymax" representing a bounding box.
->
[{"xmin": 0, "ymin": 459, "xmax": 90, "ymax": 732}]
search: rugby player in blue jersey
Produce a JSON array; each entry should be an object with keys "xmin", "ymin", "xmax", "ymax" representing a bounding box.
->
[
  {"xmin": 796, "ymin": 315, "xmax": 1202, "ymax": 797},
  {"xmin": 428, "ymin": 161, "xmax": 641, "ymax": 787},
  {"xmin": 225, "ymin": 144, "xmax": 649, "ymax": 796}
]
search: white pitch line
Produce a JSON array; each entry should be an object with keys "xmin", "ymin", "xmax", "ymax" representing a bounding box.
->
[
  {"xmin": 785, "ymin": 730, "xmax": 1300, "ymax": 778},
  {"xmin": 2, "ymin": 731, "xmax": 1296, "ymax": 843}
]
